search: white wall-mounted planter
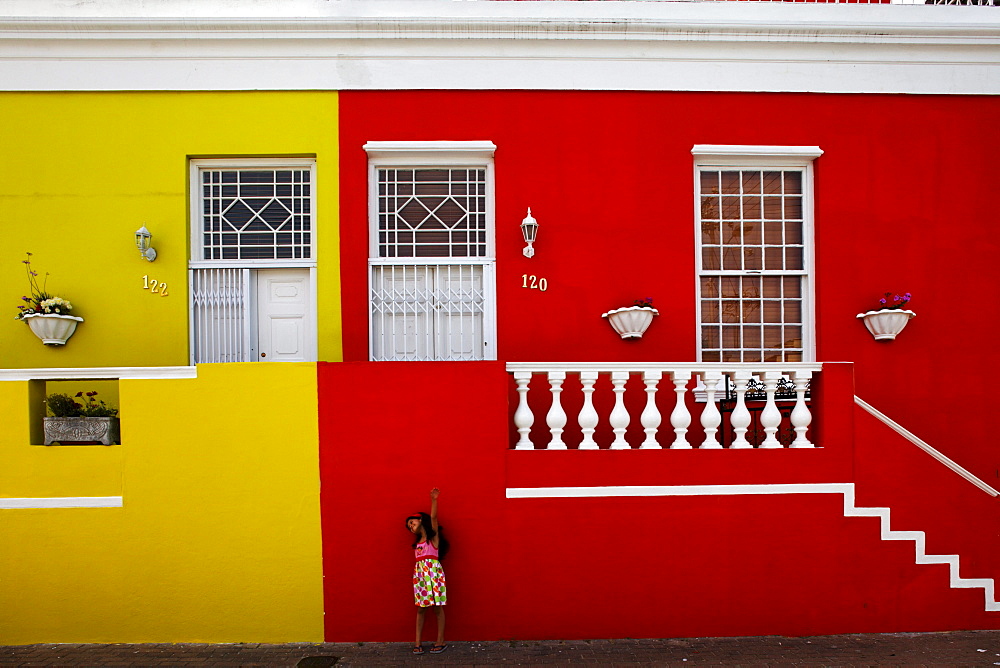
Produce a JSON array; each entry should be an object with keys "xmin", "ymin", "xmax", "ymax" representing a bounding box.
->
[
  {"xmin": 43, "ymin": 416, "xmax": 120, "ymax": 446},
  {"xmin": 23, "ymin": 313, "xmax": 84, "ymax": 346},
  {"xmin": 857, "ymin": 308, "xmax": 915, "ymax": 341},
  {"xmin": 602, "ymin": 306, "xmax": 659, "ymax": 339}
]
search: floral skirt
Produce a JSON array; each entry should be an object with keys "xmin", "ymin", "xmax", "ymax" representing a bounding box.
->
[{"xmin": 413, "ymin": 558, "xmax": 447, "ymax": 607}]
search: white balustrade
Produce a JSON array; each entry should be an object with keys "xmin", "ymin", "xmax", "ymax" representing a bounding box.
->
[
  {"xmin": 639, "ymin": 371, "xmax": 662, "ymax": 449},
  {"xmin": 669, "ymin": 371, "xmax": 693, "ymax": 449},
  {"xmin": 545, "ymin": 371, "xmax": 568, "ymax": 450},
  {"xmin": 506, "ymin": 363, "xmax": 821, "ymax": 450},
  {"xmin": 577, "ymin": 371, "xmax": 600, "ymax": 450},
  {"xmin": 698, "ymin": 371, "xmax": 724, "ymax": 449}
]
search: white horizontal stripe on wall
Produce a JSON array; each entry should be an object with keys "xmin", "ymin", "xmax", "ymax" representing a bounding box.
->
[
  {"xmin": 506, "ymin": 483, "xmax": 851, "ymax": 499},
  {"xmin": 1, "ymin": 497, "xmax": 124, "ymax": 509}
]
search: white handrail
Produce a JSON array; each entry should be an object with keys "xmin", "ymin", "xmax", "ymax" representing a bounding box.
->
[{"xmin": 855, "ymin": 396, "xmax": 999, "ymax": 498}]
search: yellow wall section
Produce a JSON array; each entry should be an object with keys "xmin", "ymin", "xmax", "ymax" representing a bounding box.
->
[
  {"xmin": 0, "ymin": 363, "xmax": 324, "ymax": 643},
  {"xmin": 0, "ymin": 91, "xmax": 341, "ymax": 368}
]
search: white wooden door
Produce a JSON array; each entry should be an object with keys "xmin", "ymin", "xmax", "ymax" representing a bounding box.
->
[{"xmin": 256, "ymin": 268, "xmax": 312, "ymax": 362}]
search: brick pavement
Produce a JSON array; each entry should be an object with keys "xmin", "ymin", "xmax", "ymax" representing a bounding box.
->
[{"xmin": 2, "ymin": 631, "xmax": 1000, "ymax": 666}]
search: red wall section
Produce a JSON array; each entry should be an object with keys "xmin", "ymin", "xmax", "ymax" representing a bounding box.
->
[
  {"xmin": 339, "ymin": 90, "xmax": 1000, "ymax": 484},
  {"xmin": 318, "ymin": 361, "xmax": 512, "ymax": 642},
  {"xmin": 853, "ymin": 405, "xmax": 1000, "ymax": 588},
  {"xmin": 319, "ymin": 362, "xmax": 998, "ymax": 641}
]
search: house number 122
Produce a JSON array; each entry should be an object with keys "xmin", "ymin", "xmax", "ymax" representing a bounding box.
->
[
  {"xmin": 521, "ymin": 274, "xmax": 548, "ymax": 292},
  {"xmin": 142, "ymin": 275, "xmax": 169, "ymax": 297}
]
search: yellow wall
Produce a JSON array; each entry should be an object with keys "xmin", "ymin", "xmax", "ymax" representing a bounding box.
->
[
  {"xmin": 0, "ymin": 91, "xmax": 341, "ymax": 368},
  {"xmin": 0, "ymin": 363, "xmax": 324, "ymax": 643}
]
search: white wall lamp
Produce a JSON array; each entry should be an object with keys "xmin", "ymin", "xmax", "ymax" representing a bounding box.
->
[
  {"xmin": 135, "ymin": 225, "xmax": 157, "ymax": 262},
  {"xmin": 520, "ymin": 208, "xmax": 539, "ymax": 258}
]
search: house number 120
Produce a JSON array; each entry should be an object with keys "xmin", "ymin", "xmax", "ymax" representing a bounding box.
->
[
  {"xmin": 142, "ymin": 275, "xmax": 169, "ymax": 297},
  {"xmin": 521, "ymin": 274, "xmax": 548, "ymax": 292}
]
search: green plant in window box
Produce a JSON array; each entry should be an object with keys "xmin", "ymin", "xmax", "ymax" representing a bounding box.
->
[{"xmin": 43, "ymin": 391, "xmax": 120, "ymax": 446}]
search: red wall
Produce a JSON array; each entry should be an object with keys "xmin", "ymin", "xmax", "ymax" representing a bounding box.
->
[
  {"xmin": 318, "ymin": 361, "xmax": 1000, "ymax": 641},
  {"xmin": 339, "ymin": 90, "xmax": 1000, "ymax": 484}
]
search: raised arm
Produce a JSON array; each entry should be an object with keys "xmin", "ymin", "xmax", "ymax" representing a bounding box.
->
[{"xmin": 429, "ymin": 488, "xmax": 440, "ymax": 546}]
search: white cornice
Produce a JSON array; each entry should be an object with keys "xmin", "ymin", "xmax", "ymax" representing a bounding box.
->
[{"xmin": 0, "ymin": 1, "xmax": 998, "ymax": 94}]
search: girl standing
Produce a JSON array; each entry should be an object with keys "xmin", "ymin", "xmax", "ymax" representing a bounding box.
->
[{"xmin": 406, "ymin": 488, "xmax": 448, "ymax": 654}]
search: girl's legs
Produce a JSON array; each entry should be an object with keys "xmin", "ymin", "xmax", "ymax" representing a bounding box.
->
[
  {"xmin": 434, "ymin": 606, "xmax": 445, "ymax": 647},
  {"xmin": 415, "ymin": 607, "xmax": 426, "ymax": 648}
]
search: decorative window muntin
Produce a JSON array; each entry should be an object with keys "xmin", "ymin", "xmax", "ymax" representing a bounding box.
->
[
  {"xmin": 192, "ymin": 159, "xmax": 315, "ymax": 263},
  {"xmin": 377, "ymin": 168, "xmax": 488, "ymax": 258},
  {"xmin": 694, "ymin": 146, "xmax": 819, "ymax": 363}
]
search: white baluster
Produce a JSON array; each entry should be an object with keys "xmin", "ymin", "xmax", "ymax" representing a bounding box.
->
[
  {"xmin": 758, "ymin": 371, "xmax": 784, "ymax": 449},
  {"xmin": 640, "ymin": 371, "xmax": 663, "ymax": 449},
  {"xmin": 545, "ymin": 371, "xmax": 568, "ymax": 450},
  {"xmin": 578, "ymin": 371, "xmax": 600, "ymax": 450},
  {"xmin": 729, "ymin": 370, "xmax": 753, "ymax": 449},
  {"xmin": 699, "ymin": 371, "xmax": 724, "ymax": 449},
  {"xmin": 513, "ymin": 371, "xmax": 534, "ymax": 450},
  {"xmin": 609, "ymin": 371, "xmax": 631, "ymax": 449},
  {"xmin": 789, "ymin": 370, "xmax": 814, "ymax": 448},
  {"xmin": 669, "ymin": 371, "xmax": 693, "ymax": 449}
]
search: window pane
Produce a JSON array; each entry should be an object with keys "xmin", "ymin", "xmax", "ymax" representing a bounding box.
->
[
  {"xmin": 701, "ymin": 221, "xmax": 720, "ymax": 244},
  {"xmin": 721, "ymin": 301, "xmax": 741, "ymax": 323},
  {"xmin": 701, "ymin": 277, "xmax": 720, "ymax": 298},
  {"xmin": 700, "ymin": 171, "xmax": 720, "ymax": 193},
  {"xmin": 722, "ymin": 326, "xmax": 740, "ymax": 348},
  {"xmin": 763, "ymin": 197, "xmax": 783, "ymax": 220},
  {"xmin": 720, "ymin": 171, "xmax": 740, "ymax": 194},
  {"xmin": 762, "ymin": 171, "xmax": 782, "ymax": 195},
  {"xmin": 701, "ymin": 300, "xmax": 719, "ymax": 321},
  {"xmin": 784, "ymin": 172, "xmax": 802, "ymax": 194},
  {"xmin": 721, "ymin": 277, "xmax": 740, "ymax": 298},
  {"xmin": 764, "ymin": 247, "xmax": 783, "ymax": 270},
  {"xmin": 701, "ymin": 198, "xmax": 720, "ymax": 221},
  {"xmin": 702, "ymin": 246, "xmax": 721, "ymax": 270},
  {"xmin": 762, "ymin": 277, "xmax": 782, "ymax": 298},
  {"xmin": 785, "ymin": 247, "xmax": 803, "ymax": 270},
  {"xmin": 742, "ymin": 171, "xmax": 762, "ymax": 194},
  {"xmin": 702, "ymin": 326, "xmax": 720, "ymax": 348}
]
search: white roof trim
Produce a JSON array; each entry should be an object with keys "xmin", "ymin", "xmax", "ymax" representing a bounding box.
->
[{"xmin": 0, "ymin": 1, "xmax": 998, "ymax": 95}]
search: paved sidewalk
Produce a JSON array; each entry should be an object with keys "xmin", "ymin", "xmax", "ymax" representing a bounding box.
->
[{"xmin": 2, "ymin": 631, "xmax": 1000, "ymax": 666}]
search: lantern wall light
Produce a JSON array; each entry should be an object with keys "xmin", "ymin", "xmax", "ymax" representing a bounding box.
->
[
  {"xmin": 135, "ymin": 225, "xmax": 157, "ymax": 262},
  {"xmin": 520, "ymin": 207, "xmax": 538, "ymax": 258}
]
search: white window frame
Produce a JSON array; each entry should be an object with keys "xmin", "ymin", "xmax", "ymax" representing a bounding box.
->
[
  {"xmin": 364, "ymin": 141, "xmax": 498, "ymax": 362},
  {"xmin": 188, "ymin": 158, "xmax": 318, "ymax": 364},
  {"xmin": 692, "ymin": 145, "xmax": 822, "ymax": 363}
]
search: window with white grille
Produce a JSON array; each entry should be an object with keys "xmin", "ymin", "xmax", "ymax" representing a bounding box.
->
[
  {"xmin": 199, "ymin": 167, "xmax": 311, "ymax": 261},
  {"xmin": 693, "ymin": 146, "xmax": 820, "ymax": 363},
  {"xmin": 189, "ymin": 159, "xmax": 316, "ymax": 364},
  {"xmin": 365, "ymin": 142, "xmax": 496, "ymax": 362}
]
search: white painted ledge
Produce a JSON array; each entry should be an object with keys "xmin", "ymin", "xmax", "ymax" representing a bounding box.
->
[
  {"xmin": 0, "ymin": 1, "xmax": 998, "ymax": 94},
  {"xmin": 0, "ymin": 366, "xmax": 198, "ymax": 381},
  {"xmin": 1, "ymin": 496, "xmax": 123, "ymax": 509}
]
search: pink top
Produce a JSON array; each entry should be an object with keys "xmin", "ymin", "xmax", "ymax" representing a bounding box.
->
[{"xmin": 414, "ymin": 540, "xmax": 439, "ymax": 561}]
